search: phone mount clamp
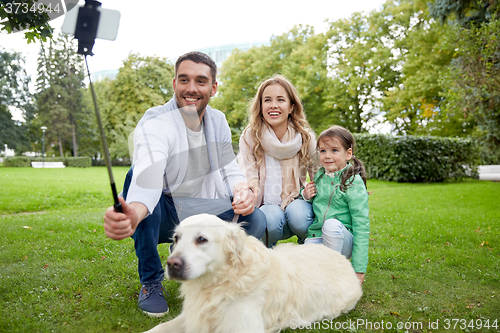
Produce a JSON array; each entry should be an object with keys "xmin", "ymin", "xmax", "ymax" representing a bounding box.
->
[{"xmin": 74, "ymin": 0, "xmax": 101, "ymax": 56}]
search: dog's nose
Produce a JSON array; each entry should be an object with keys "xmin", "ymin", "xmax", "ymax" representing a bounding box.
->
[
  {"xmin": 167, "ymin": 256, "xmax": 183, "ymax": 270},
  {"xmin": 167, "ymin": 256, "xmax": 185, "ymax": 279}
]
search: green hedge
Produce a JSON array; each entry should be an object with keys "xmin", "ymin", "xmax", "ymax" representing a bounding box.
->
[
  {"xmin": 91, "ymin": 158, "xmax": 131, "ymax": 167},
  {"xmin": 67, "ymin": 157, "xmax": 91, "ymax": 167},
  {"xmin": 4, "ymin": 156, "xmax": 31, "ymax": 167},
  {"xmin": 353, "ymin": 134, "xmax": 479, "ymax": 182},
  {"xmin": 5, "ymin": 156, "xmax": 91, "ymax": 168}
]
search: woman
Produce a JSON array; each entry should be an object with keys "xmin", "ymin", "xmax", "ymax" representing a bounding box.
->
[{"xmin": 238, "ymin": 75, "xmax": 319, "ymax": 247}]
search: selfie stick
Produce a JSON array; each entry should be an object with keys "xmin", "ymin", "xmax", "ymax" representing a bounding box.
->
[{"xmin": 75, "ymin": 0, "xmax": 122, "ymax": 213}]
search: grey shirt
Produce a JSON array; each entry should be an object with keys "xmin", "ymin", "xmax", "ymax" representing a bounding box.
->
[{"xmin": 171, "ymin": 123, "xmax": 211, "ymax": 197}]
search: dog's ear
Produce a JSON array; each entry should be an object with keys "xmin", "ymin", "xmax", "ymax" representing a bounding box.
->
[{"xmin": 223, "ymin": 224, "xmax": 246, "ymax": 264}]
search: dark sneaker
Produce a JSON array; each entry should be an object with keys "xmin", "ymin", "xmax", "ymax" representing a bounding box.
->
[{"xmin": 138, "ymin": 283, "xmax": 169, "ymax": 317}]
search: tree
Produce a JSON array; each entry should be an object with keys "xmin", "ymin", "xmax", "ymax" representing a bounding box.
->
[
  {"xmin": 97, "ymin": 54, "xmax": 175, "ymax": 158},
  {"xmin": 213, "ymin": 16, "xmax": 399, "ymax": 137},
  {"xmin": 324, "ymin": 10, "xmax": 401, "ymax": 134},
  {"xmin": 210, "ymin": 45, "xmax": 274, "ymax": 139},
  {"xmin": 435, "ymin": 6, "xmax": 500, "ymax": 161},
  {"xmin": 212, "ymin": 25, "xmax": 330, "ymax": 139},
  {"xmin": 282, "ymin": 30, "xmax": 332, "ymax": 134},
  {"xmin": 427, "ymin": 0, "xmax": 500, "ymax": 161},
  {"xmin": 429, "ymin": 0, "xmax": 498, "ymax": 27},
  {"xmin": 0, "ymin": 107, "xmax": 30, "ymax": 152},
  {"xmin": 0, "ymin": 49, "xmax": 31, "ymax": 152},
  {"xmin": 210, "ymin": 0, "xmax": 495, "ymax": 142},
  {"xmin": 365, "ymin": 0, "xmax": 455, "ymax": 135},
  {"xmin": 36, "ymin": 33, "xmax": 85, "ymax": 157},
  {"xmin": 77, "ymin": 83, "xmax": 101, "ymax": 159}
]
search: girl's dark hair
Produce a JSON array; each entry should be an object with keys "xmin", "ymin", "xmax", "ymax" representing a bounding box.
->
[{"xmin": 317, "ymin": 125, "xmax": 367, "ymax": 192}]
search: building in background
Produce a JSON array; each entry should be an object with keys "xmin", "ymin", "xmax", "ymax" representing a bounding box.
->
[
  {"xmin": 91, "ymin": 69, "xmax": 118, "ymax": 82},
  {"xmin": 196, "ymin": 41, "xmax": 270, "ymax": 69}
]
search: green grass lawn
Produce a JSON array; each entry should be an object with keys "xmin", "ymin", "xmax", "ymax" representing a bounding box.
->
[{"xmin": 0, "ymin": 167, "xmax": 499, "ymax": 332}]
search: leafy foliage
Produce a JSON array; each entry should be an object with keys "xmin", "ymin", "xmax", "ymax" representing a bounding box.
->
[
  {"xmin": 89, "ymin": 53, "xmax": 175, "ymax": 159},
  {"xmin": 36, "ymin": 33, "xmax": 86, "ymax": 157},
  {"xmin": 65, "ymin": 156, "xmax": 91, "ymax": 167},
  {"xmin": 325, "ymin": 10, "xmax": 398, "ymax": 134},
  {"xmin": 6, "ymin": 0, "xmax": 493, "ymax": 165},
  {"xmin": 0, "ymin": 0, "xmax": 55, "ymax": 43},
  {"xmin": 4, "ymin": 155, "xmax": 30, "ymax": 167},
  {"xmin": 372, "ymin": 0, "xmax": 454, "ymax": 135},
  {"xmin": 0, "ymin": 49, "xmax": 31, "ymax": 152},
  {"xmin": 212, "ymin": 0, "xmax": 468, "ymax": 138},
  {"xmin": 210, "ymin": 0, "xmax": 499, "ymax": 159},
  {"xmin": 355, "ymin": 134, "xmax": 479, "ymax": 182},
  {"xmin": 435, "ymin": 5, "xmax": 500, "ymax": 163},
  {"xmin": 213, "ymin": 24, "xmax": 381, "ymax": 139},
  {"xmin": 0, "ymin": 106, "xmax": 30, "ymax": 152},
  {"xmin": 212, "ymin": 26, "xmax": 325, "ymax": 140},
  {"xmin": 429, "ymin": 0, "xmax": 499, "ymax": 27},
  {"xmin": 0, "ymin": 48, "xmax": 30, "ymax": 107}
]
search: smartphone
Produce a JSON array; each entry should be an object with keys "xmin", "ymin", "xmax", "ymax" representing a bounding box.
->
[{"xmin": 61, "ymin": 3, "xmax": 120, "ymax": 41}]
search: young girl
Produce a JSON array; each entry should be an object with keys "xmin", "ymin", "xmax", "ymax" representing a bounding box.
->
[
  {"xmin": 302, "ymin": 125, "xmax": 370, "ymax": 285},
  {"xmin": 238, "ymin": 75, "xmax": 319, "ymax": 247}
]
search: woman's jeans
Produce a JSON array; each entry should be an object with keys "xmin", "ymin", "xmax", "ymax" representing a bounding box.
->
[
  {"xmin": 260, "ymin": 199, "xmax": 314, "ymax": 247},
  {"xmin": 304, "ymin": 219, "xmax": 353, "ymax": 258},
  {"xmin": 122, "ymin": 168, "xmax": 267, "ymax": 285}
]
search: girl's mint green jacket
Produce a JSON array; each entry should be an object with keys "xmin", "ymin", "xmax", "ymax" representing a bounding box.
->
[{"xmin": 304, "ymin": 165, "xmax": 370, "ymax": 273}]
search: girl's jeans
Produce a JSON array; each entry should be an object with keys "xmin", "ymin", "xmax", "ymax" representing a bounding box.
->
[{"xmin": 304, "ymin": 218, "xmax": 353, "ymax": 258}]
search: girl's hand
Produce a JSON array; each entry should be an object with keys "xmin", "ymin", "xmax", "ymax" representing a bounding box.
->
[
  {"xmin": 356, "ymin": 273, "xmax": 365, "ymax": 285},
  {"xmin": 303, "ymin": 181, "xmax": 317, "ymax": 201}
]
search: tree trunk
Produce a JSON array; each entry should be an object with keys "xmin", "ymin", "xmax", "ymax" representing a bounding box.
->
[
  {"xmin": 72, "ymin": 124, "xmax": 78, "ymax": 157},
  {"xmin": 58, "ymin": 136, "xmax": 63, "ymax": 157}
]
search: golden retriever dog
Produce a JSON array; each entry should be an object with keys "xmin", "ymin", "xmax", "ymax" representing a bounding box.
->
[{"xmin": 143, "ymin": 214, "xmax": 362, "ymax": 333}]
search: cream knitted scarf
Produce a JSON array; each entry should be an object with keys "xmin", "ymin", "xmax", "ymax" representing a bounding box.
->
[{"xmin": 261, "ymin": 126, "xmax": 302, "ymax": 208}]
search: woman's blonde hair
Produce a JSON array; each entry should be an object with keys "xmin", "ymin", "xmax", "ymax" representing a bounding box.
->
[{"xmin": 243, "ymin": 74, "xmax": 312, "ymax": 167}]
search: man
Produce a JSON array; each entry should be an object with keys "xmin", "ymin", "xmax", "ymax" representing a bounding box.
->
[{"xmin": 103, "ymin": 51, "xmax": 266, "ymax": 317}]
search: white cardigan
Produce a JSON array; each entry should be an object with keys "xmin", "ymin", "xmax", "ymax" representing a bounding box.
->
[{"xmin": 126, "ymin": 96, "xmax": 245, "ymax": 214}]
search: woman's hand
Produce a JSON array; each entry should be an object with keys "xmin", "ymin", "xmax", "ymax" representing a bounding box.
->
[{"xmin": 232, "ymin": 182, "xmax": 256, "ymax": 216}]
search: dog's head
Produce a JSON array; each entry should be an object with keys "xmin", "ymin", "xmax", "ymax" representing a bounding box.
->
[{"xmin": 166, "ymin": 214, "xmax": 247, "ymax": 281}]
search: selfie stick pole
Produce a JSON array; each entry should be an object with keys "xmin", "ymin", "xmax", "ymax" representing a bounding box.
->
[
  {"xmin": 76, "ymin": 0, "xmax": 122, "ymax": 213},
  {"xmin": 85, "ymin": 57, "xmax": 122, "ymax": 213}
]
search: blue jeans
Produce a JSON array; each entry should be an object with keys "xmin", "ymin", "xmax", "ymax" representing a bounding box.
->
[
  {"xmin": 304, "ymin": 219, "xmax": 353, "ymax": 259},
  {"xmin": 260, "ymin": 199, "xmax": 314, "ymax": 247},
  {"xmin": 122, "ymin": 168, "xmax": 267, "ymax": 285}
]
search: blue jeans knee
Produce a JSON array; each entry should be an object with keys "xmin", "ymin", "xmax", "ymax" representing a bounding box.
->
[
  {"xmin": 259, "ymin": 204, "xmax": 285, "ymax": 247},
  {"xmin": 284, "ymin": 199, "xmax": 314, "ymax": 240},
  {"xmin": 260, "ymin": 199, "xmax": 314, "ymax": 247}
]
